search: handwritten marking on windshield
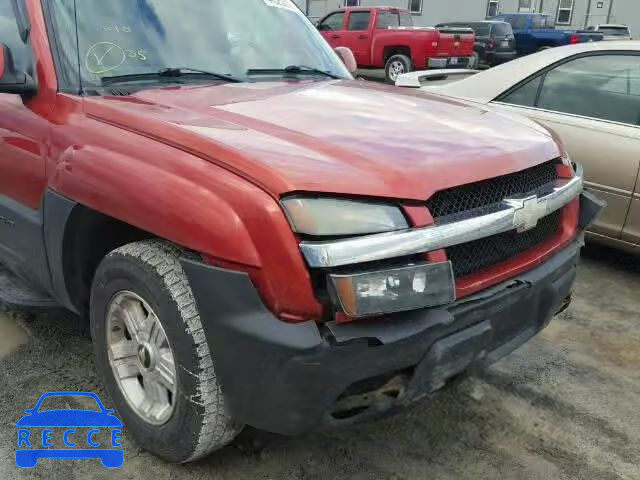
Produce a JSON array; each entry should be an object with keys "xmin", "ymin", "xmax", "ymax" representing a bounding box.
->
[
  {"xmin": 124, "ymin": 49, "xmax": 148, "ymax": 61},
  {"xmin": 86, "ymin": 42, "xmax": 126, "ymax": 74},
  {"xmin": 93, "ymin": 45, "xmax": 114, "ymax": 66},
  {"xmin": 99, "ymin": 25, "xmax": 132, "ymax": 33}
]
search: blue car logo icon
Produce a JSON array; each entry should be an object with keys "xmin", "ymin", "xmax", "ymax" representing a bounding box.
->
[{"xmin": 16, "ymin": 392, "xmax": 124, "ymax": 468}]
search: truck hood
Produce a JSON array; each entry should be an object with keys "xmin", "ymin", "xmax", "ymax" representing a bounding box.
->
[{"xmin": 84, "ymin": 80, "xmax": 560, "ymax": 201}]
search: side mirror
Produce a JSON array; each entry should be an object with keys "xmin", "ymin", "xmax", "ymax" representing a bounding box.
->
[
  {"xmin": 0, "ymin": 44, "xmax": 35, "ymax": 95},
  {"xmin": 334, "ymin": 47, "xmax": 357, "ymax": 75}
]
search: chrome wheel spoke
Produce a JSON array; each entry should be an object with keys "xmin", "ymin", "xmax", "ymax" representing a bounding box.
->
[
  {"xmin": 155, "ymin": 349, "xmax": 176, "ymax": 392},
  {"xmin": 110, "ymin": 340, "xmax": 138, "ymax": 361},
  {"xmin": 120, "ymin": 298, "xmax": 147, "ymax": 343},
  {"xmin": 144, "ymin": 377, "xmax": 167, "ymax": 405},
  {"xmin": 107, "ymin": 291, "xmax": 177, "ymax": 425},
  {"xmin": 112, "ymin": 357, "xmax": 139, "ymax": 380},
  {"xmin": 141, "ymin": 378, "xmax": 172, "ymax": 421},
  {"xmin": 148, "ymin": 314, "xmax": 165, "ymax": 348}
]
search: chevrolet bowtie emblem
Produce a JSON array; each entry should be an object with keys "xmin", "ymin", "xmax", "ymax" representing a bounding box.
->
[{"xmin": 506, "ymin": 196, "xmax": 548, "ymax": 233}]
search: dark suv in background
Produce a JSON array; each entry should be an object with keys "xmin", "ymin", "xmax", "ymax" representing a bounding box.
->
[{"xmin": 436, "ymin": 21, "xmax": 517, "ymax": 67}]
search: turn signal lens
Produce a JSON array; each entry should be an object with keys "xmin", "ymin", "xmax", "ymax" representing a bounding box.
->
[{"xmin": 330, "ymin": 262, "xmax": 456, "ymax": 318}]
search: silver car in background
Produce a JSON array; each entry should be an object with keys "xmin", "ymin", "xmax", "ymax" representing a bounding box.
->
[
  {"xmin": 587, "ymin": 24, "xmax": 632, "ymax": 41},
  {"xmin": 397, "ymin": 41, "xmax": 640, "ymax": 254}
]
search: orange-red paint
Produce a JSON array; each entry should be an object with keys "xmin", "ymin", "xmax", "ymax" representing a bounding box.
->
[{"xmin": 0, "ymin": 0, "xmax": 578, "ymax": 324}]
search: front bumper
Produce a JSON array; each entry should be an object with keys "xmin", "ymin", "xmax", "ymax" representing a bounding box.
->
[{"xmin": 183, "ymin": 239, "xmax": 580, "ymax": 436}]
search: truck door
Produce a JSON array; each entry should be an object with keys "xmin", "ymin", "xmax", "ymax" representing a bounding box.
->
[
  {"xmin": 0, "ymin": 1, "xmax": 50, "ymax": 287},
  {"xmin": 342, "ymin": 10, "xmax": 372, "ymax": 66},
  {"xmin": 317, "ymin": 11, "xmax": 346, "ymax": 49}
]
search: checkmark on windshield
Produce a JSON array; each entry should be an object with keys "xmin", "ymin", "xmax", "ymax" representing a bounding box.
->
[{"xmin": 93, "ymin": 45, "xmax": 115, "ymax": 66}]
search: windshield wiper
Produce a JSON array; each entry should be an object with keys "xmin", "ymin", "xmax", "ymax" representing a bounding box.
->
[
  {"xmin": 246, "ymin": 65, "xmax": 341, "ymax": 79},
  {"xmin": 101, "ymin": 68, "xmax": 242, "ymax": 85}
]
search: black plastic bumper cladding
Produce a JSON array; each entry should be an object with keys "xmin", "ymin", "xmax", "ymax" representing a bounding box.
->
[
  {"xmin": 580, "ymin": 190, "xmax": 607, "ymax": 230},
  {"xmin": 182, "ymin": 239, "xmax": 581, "ymax": 436}
]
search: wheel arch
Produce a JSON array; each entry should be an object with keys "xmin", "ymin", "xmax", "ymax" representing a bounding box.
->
[
  {"xmin": 45, "ymin": 140, "xmax": 321, "ymax": 321},
  {"xmin": 383, "ymin": 45, "xmax": 412, "ymax": 64},
  {"xmin": 44, "ymin": 190, "xmax": 155, "ymax": 314}
]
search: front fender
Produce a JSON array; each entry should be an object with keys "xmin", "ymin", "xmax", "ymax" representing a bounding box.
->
[
  {"xmin": 48, "ymin": 139, "xmax": 322, "ymax": 320},
  {"xmin": 50, "ymin": 144, "xmax": 261, "ymax": 267}
]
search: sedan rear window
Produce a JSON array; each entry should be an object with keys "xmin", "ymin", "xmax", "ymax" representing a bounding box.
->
[{"xmin": 503, "ymin": 54, "xmax": 640, "ymax": 126}]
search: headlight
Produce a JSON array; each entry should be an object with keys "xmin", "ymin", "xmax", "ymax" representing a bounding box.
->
[
  {"xmin": 281, "ymin": 197, "xmax": 408, "ymax": 236},
  {"xmin": 330, "ymin": 262, "xmax": 456, "ymax": 317}
]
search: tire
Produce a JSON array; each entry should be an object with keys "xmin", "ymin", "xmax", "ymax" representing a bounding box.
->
[
  {"xmin": 90, "ymin": 240, "xmax": 242, "ymax": 463},
  {"xmin": 468, "ymin": 51, "xmax": 480, "ymax": 69},
  {"xmin": 385, "ymin": 54, "xmax": 412, "ymax": 84}
]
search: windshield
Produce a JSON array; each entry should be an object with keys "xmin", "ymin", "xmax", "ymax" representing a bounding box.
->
[
  {"xmin": 599, "ymin": 27, "xmax": 630, "ymax": 36},
  {"xmin": 47, "ymin": 0, "xmax": 350, "ymax": 89}
]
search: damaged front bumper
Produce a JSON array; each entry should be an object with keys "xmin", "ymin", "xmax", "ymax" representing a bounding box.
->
[{"xmin": 181, "ymin": 191, "xmax": 604, "ymax": 436}]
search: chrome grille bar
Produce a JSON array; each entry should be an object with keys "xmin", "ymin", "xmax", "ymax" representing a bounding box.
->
[{"xmin": 300, "ymin": 165, "xmax": 584, "ymax": 268}]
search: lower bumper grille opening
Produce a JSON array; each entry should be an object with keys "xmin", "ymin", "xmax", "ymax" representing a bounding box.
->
[
  {"xmin": 330, "ymin": 369, "xmax": 413, "ymax": 421},
  {"xmin": 447, "ymin": 210, "xmax": 563, "ymax": 278}
]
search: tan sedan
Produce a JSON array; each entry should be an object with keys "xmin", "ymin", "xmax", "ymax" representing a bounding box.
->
[{"xmin": 397, "ymin": 41, "xmax": 640, "ymax": 254}]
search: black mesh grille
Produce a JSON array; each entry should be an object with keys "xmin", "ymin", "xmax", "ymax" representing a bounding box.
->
[
  {"xmin": 426, "ymin": 160, "xmax": 559, "ymax": 219},
  {"xmin": 447, "ymin": 210, "xmax": 563, "ymax": 278}
]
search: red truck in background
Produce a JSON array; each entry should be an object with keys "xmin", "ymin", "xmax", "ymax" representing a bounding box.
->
[{"xmin": 318, "ymin": 6, "xmax": 475, "ymax": 82}]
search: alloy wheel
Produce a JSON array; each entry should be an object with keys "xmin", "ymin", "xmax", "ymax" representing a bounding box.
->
[{"xmin": 106, "ymin": 291, "xmax": 177, "ymax": 425}]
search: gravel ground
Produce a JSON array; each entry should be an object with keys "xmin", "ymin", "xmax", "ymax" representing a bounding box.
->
[{"xmin": 0, "ymin": 244, "xmax": 638, "ymax": 480}]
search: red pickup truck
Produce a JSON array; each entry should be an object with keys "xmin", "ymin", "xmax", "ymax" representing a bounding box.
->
[
  {"xmin": 1, "ymin": 0, "xmax": 600, "ymax": 465},
  {"xmin": 318, "ymin": 6, "xmax": 476, "ymax": 82}
]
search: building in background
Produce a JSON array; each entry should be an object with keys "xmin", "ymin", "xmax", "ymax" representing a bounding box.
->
[{"xmin": 295, "ymin": 0, "xmax": 639, "ymax": 36}]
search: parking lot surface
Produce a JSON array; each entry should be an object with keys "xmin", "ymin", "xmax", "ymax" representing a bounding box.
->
[{"xmin": 0, "ymin": 245, "xmax": 638, "ymax": 480}]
